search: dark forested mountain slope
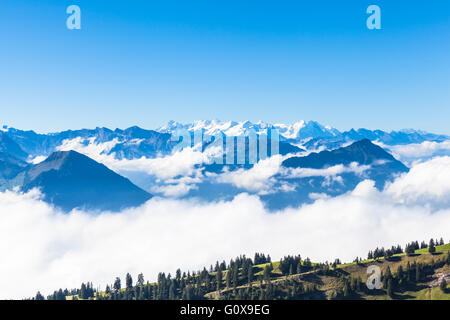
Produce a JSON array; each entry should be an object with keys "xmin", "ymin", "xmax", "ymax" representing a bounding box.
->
[{"xmin": 22, "ymin": 151, "xmax": 152, "ymax": 212}]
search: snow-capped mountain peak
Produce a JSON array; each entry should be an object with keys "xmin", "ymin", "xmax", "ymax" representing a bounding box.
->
[{"xmin": 157, "ymin": 120, "xmax": 340, "ymax": 140}]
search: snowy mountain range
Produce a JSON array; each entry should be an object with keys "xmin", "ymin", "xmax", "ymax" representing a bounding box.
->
[
  {"xmin": 2, "ymin": 120, "xmax": 447, "ymax": 162},
  {"xmin": 0, "ymin": 120, "xmax": 448, "ymax": 212},
  {"xmin": 158, "ymin": 120, "xmax": 341, "ymax": 141},
  {"xmin": 158, "ymin": 120, "xmax": 449, "ymax": 155}
]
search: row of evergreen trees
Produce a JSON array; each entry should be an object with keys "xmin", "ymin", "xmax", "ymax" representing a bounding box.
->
[
  {"xmin": 368, "ymin": 238, "xmax": 445, "ymax": 260},
  {"xmin": 332, "ymin": 252, "xmax": 450, "ymax": 299},
  {"xmin": 39, "ymin": 238, "xmax": 448, "ymax": 300},
  {"xmin": 43, "ymin": 253, "xmax": 272, "ymax": 300},
  {"xmin": 383, "ymin": 254, "xmax": 450, "ymax": 297}
]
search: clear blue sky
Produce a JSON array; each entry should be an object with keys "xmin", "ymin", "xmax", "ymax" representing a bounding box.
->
[{"xmin": 0, "ymin": 0, "xmax": 449, "ymax": 133}]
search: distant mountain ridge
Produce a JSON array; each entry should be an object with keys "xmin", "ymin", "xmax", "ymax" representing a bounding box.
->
[
  {"xmin": 158, "ymin": 120, "xmax": 341, "ymax": 140},
  {"xmin": 0, "ymin": 131, "xmax": 28, "ymax": 160},
  {"xmin": 0, "ymin": 150, "xmax": 152, "ymax": 212},
  {"xmin": 283, "ymin": 139, "xmax": 407, "ymax": 169},
  {"xmin": 282, "ymin": 138, "xmax": 409, "ymax": 190},
  {"xmin": 0, "ymin": 152, "xmax": 29, "ymax": 189},
  {"xmin": 22, "ymin": 150, "xmax": 152, "ymax": 212},
  {"xmin": 157, "ymin": 120, "xmax": 448, "ymax": 145},
  {"xmin": 2, "ymin": 126, "xmax": 175, "ymax": 160},
  {"xmin": 176, "ymin": 139, "xmax": 410, "ymax": 210},
  {"xmin": 1, "ymin": 122, "xmax": 448, "ymax": 163},
  {"xmin": 0, "ymin": 122, "xmax": 445, "ymax": 211}
]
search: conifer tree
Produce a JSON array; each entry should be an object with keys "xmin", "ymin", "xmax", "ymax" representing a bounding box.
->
[
  {"xmin": 113, "ymin": 277, "xmax": 121, "ymax": 292},
  {"xmin": 387, "ymin": 278, "xmax": 393, "ymax": 298},
  {"xmin": 428, "ymin": 239, "xmax": 436, "ymax": 254},
  {"xmin": 383, "ymin": 266, "xmax": 392, "ymax": 288},
  {"xmin": 80, "ymin": 283, "xmax": 87, "ymax": 299},
  {"xmin": 248, "ymin": 266, "xmax": 254, "ymax": 285},
  {"xmin": 216, "ymin": 267, "xmax": 223, "ymax": 291},
  {"xmin": 263, "ymin": 265, "xmax": 271, "ymax": 284},
  {"xmin": 35, "ymin": 291, "xmax": 45, "ymax": 300},
  {"xmin": 126, "ymin": 273, "xmax": 133, "ymax": 290},
  {"xmin": 137, "ymin": 273, "xmax": 144, "ymax": 287},
  {"xmin": 226, "ymin": 270, "xmax": 232, "ymax": 288},
  {"xmin": 415, "ymin": 264, "xmax": 421, "ymax": 282},
  {"xmin": 233, "ymin": 266, "xmax": 238, "ymax": 289},
  {"xmin": 440, "ymin": 278, "xmax": 447, "ymax": 293}
]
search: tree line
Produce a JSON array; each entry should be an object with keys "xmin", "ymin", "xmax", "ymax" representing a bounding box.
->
[{"xmin": 35, "ymin": 238, "xmax": 448, "ymax": 300}]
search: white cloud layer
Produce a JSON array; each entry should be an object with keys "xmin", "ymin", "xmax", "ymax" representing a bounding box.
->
[
  {"xmin": 2, "ymin": 138, "xmax": 450, "ymax": 299},
  {"xmin": 1, "ymin": 156, "xmax": 450, "ymax": 299},
  {"xmin": 285, "ymin": 162, "xmax": 370, "ymax": 179},
  {"xmin": 215, "ymin": 155, "xmax": 283, "ymax": 194},
  {"xmin": 213, "ymin": 158, "xmax": 371, "ymax": 194},
  {"xmin": 55, "ymin": 137, "xmax": 224, "ymax": 195},
  {"xmin": 375, "ymin": 140, "xmax": 450, "ymax": 164},
  {"xmin": 56, "ymin": 137, "xmax": 214, "ymax": 180},
  {"xmin": 385, "ymin": 156, "xmax": 450, "ymax": 208}
]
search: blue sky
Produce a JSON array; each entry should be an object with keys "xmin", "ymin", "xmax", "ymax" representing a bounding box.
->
[{"xmin": 0, "ymin": 0, "xmax": 449, "ymax": 133}]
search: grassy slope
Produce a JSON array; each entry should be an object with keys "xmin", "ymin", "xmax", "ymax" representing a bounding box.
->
[
  {"xmin": 206, "ymin": 244, "xmax": 450, "ymax": 300},
  {"xmin": 69, "ymin": 244, "xmax": 450, "ymax": 300}
]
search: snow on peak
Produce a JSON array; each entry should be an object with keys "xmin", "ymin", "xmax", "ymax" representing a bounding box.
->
[{"xmin": 157, "ymin": 120, "xmax": 340, "ymax": 140}]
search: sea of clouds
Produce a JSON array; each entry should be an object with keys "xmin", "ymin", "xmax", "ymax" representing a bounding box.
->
[
  {"xmin": 53, "ymin": 137, "xmax": 377, "ymax": 197},
  {"xmin": 1, "ymin": 153, "xmax": 450, "ymax": 299}
]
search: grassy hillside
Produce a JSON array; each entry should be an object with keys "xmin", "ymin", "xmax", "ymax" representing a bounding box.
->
[
  {"xmin": 204, "ymin": 244, "xmax": 450, "ymax": 300},
  {"xmin": 55, "ymin": 243, "xmax": 450, "ymax": 301}
]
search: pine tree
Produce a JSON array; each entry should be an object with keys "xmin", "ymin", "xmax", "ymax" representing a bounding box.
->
[
  {"xmin": 137, "ymin": 273, "xmax": 144, "ymax": 286},
  {"xmin": 415, "ymin": 264, "xmax": 421, "ymax": 282},
  {"xmin": 405, "ymin": 243, "xmax": 415, "ymax": 256},
  {"xmin": 216, "ymin": 267, "xmax": 223, "ymax": 291},
  {"xmin": 205, "ymin": 273, "xmax": 211, "ymax": 291},
  {"xmin": 406, "ymin": 262, "xmax": 412, "ymax": 283},
  {"xmin": 35, "ymin": 291, "xmax": 45, "ymax": 300},
  {"xmin": 113, "ymin": 277, "xmax": 121, "ymax": 292},
  {"xmin": 126, "ymin": 273, "xmax": 133, "ymax": 290},
  {"xmin": 343, "ymin": 278, "xmax": 351, "ymax": 297},
  {"xmin": 383, "ymin": 266, "xmax": 392, "ymax": 288},
  {"xmin": 296, "ymin": 262, "xmax": 302, "ymax": 274},
  {"xmin": 105, "ymin": 284, "xmax": 111, "ymax": 294},
  {"xmin": 80, "ymin": 283, "xmax": 87, "ymax": 299},
  {"xmin": 428, "ymin": 239, "xmax": 436, "ymax": 254},
  {"xmin": 226, "ymin": 270, "xmax": 232, "ymax": 288},
  {"xmin": 263, "ymin": 265, "xmax": 271, "ymax": 284},
  {"xmin": 387, "ymin": 278, "xmax": 393, "ymax": 298},
  {"xmin": 440, "ymin": 278, "xmax": 447, "ymax": 293},
  {"xmin": 169, "ymin": 282, "xmax": 176, "ymax": 300},
  {"xmin": 232, "ymin": 266, "xmax": 238, "ymax": 289}
]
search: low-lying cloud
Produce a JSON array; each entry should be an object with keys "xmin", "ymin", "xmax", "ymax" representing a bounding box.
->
[
  {"xmin": 215, "ymin": 155, "xmax": 283, "ymax": 194},
  {"xmin": 385, "ymin": 156, "xmax": 450, "ymax": 208},
  {"xmin": 56, "ymin": 137, "xmax": 214, "ymax": 180},
  {"xmin": 1, "ymin": 156, "xmax": 450, "ymax": 299},
  {"xmin": 375, "ymin": 140, "xmax": 450, "ymax": 165},
  {"xmin": 3, "ymin": 139, "xmax": 450, "ymax": 299}
]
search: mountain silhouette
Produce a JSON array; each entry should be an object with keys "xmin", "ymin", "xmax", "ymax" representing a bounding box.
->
[
  {"xmin": 283, "ymin": 139, "xmax": 408, "ymax": 171},
  {"xmin": 0, "ymin": 132, "xmax": 28, "ymax": 160},
  {"xmin": 22, "ymin": 151, "xmax": 152, "ymax": 212}
]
